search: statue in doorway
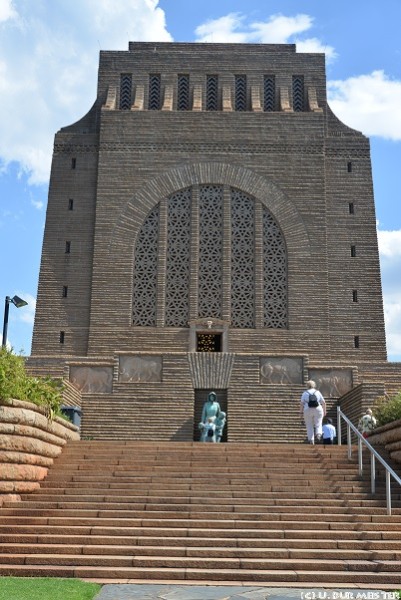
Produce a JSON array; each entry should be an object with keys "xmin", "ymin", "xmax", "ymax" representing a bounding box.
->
[{"xmin": 199, "ymin": 391, "xmax": 224, "ymax": 442}]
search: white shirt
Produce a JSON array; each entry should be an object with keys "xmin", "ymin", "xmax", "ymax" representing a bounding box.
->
[{"xmin": 301, "ymin": 387, "xmax": 325, "ymax": 410}]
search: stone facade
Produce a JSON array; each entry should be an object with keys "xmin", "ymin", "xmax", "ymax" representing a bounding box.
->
[{"xmin": 28, "ymin": 42, "xmax": 400, "ymax": 441}]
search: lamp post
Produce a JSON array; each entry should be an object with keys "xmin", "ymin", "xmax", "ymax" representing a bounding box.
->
[{"xmin": 2, "ymin": 295, "xmax": 28, "ymax": 348}]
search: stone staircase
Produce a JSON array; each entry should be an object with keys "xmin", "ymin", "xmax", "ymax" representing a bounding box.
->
[{"xmin": 0, "ymin": 441, "xmax": 401, "ymax": 585}]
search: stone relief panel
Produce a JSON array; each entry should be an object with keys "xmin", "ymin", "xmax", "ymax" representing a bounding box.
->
[
  {"xmin": 69, "ymin": 366, "xmax": 113, "ymax": 394},
  {"xmin": 309, "ymin": 369, "xmax": 353, "ymax": 398},
  {"xmin": 119, "ymin": 355, "xmax": 162, "ymax": 383},
  {"xmin": 260, "ymin": 357, "xmax": 303, "ymax": 384}
]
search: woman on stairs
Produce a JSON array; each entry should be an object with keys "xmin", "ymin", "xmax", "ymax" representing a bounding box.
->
[{"xmin": 300, "ymin": 380, "xmax": 326, "ymax": 444}]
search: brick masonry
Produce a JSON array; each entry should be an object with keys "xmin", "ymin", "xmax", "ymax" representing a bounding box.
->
[{"xmin": 28, "ymin": 42, "xmax": 401, "ymax": 441}]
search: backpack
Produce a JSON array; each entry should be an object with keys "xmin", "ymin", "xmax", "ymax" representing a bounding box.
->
[
  {"xmin": 307, "ymin": 391, "xmax": 319, "ymax": 408},
  {"xmin": 207, "ymin": 427, "xmax": 214, "ymax": 437}
]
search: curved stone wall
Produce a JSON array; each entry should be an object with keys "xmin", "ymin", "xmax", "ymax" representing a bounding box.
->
[
  {"xmin": 368, "ymin": 418, "xmax": 401, "ymax": 465},
  {"xmin": 0, "ymin": 398, "xmax": 79, "ymax": 505}
]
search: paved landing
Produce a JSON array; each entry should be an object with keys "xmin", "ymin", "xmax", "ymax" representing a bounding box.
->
[{"xmin": 93, "ymin": 585, "xmax": 399, "ymax": 600}]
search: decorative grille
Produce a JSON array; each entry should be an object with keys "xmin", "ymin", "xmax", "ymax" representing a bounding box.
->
[
  {"xmin": 177, "ymin": 74, "xmax": 190, "ymax": 111},
  {"xmin": 165, "ymin": 189, "xmax": 191, "ymax": 326},
  {"xmin": 132, "ymin": 205, "xmax": 159, "ymax": 326},
  {"xmin": 120, "ymin": 74, "xmax": 132, "ymax": 110},
  {"xmin": 132, "ymin": 187, "xmax": 288, "ymax": 331},
  {"xmin": 198, "ymin": 185, "xmax": 223, "ymax": 318},
  {"xmin": 148, "ymin": 74, "xmax": 161, "ymax": 110},
  {"xmin": 206, "ymin": 75, "xmax": 218, "ymax": 111},
  {"xmin": 263, "ymin": 75, "xmax": 275, "ymax": 111},
  {"xmin": 263, "ymin": 209, "xmax": 288, "ymax": 328},
  {"xmin": 231, "ymin": 189, "xmax": 255, "ymax": 328},
  {"xmin": 235, "ymin": 75, "xmax": 247, "ymax": 111},
  {"xmin": 292, "ymin": 75, "xmax": 305, "ymax": 112}
]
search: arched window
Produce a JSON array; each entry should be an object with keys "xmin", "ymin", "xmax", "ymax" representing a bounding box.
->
[{"xmin": 132, "ymin": 186, "xmax": 287, "ymax": 329}]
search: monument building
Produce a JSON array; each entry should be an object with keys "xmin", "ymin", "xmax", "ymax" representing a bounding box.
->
[{"xmin": 28, "ymin": 42, "xmax": 399, "ymax": 441}]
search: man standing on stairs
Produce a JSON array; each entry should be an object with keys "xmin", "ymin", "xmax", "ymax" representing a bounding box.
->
[{"xmin": 300, "ymin": 380, "xmax": 326, "ymax": 444}]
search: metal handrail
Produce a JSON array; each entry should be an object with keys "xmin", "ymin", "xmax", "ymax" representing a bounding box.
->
[{"xmin": 337, "ymin": 406, "xmax": 401, "ymax": 515}]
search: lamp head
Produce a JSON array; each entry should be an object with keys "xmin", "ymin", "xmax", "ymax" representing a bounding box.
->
[{"xmin": 11, "ymin": 295, "xmax": 28, "ymax": 308}]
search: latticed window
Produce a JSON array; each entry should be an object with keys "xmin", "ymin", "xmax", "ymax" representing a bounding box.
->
[
  {"xmin": 132, "ymin": 186, "xmax": 288, "ymax": 330},
  {"xmin": 263, "ymin": 75, "xmax": 276, "ymax": 111},
  {"xmin": 263, "ymin": 211, "xmax": 287, "ymax": 328},
  {"xmin": 148, "ymin": 74, "xmax": 161, "ymax": 110},
  {"xmin": 231, "ymin": 190, "xmax": 255, "ymax": 328},
  {"xmin": 119, "ymin": 74, "xmax": 132, "ymax": 110},
  {"xmin": 177, "ymin": 74, "xmax": 190, "ymax": 111},
  {"xmin": 206, "ymin": 75, "xmax": 218, "ymax": 111},
  {"xmin": 235, "ymin": 75, "xmax": 247, "ymax": 111},
  {"xmin": 292, "ymin": 75, "xmax": 305, "ymax": 112},
  {"xmin": 165, "ymin": 189, "xmax": 191, "ymax": 326},
  {"xmin": 198, "ymin": 185, "xmax": 223, "ymax": 318},
  {"xmin": 132, "ymin": 205, "xmax": 159, "ymax": 326}
]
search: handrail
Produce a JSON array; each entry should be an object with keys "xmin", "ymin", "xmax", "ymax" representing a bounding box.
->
[{"xmin": 337, "ymin": 406, "xmax": 401, "ymax": 515}]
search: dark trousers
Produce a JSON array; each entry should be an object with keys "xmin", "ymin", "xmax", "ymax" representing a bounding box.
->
[{"xmin": 323, "ymin": 438, "xmax": 333, "ymax": 445}]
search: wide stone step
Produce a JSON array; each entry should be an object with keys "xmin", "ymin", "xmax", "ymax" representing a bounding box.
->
[
  {"xmin": 0, "ymin": 564, "xmax": 400, "ymax": 584},
  {"xmin": 2, "ymin": 507, "xmax": 401, "ymax": 523},
  {"xmin": 1, "ymin": 516, "xmax": 401, "ymax": 533},
  {"xmin": 14, "ymin": 497, "xmax": 401, "ymax": 511},
  {"xmin": 0, "ymin": 544, "xmax": 400, "ymax": 561}
]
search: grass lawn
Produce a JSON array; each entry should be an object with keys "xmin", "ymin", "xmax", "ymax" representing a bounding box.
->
[{"xmin": 0, "ymin": 577, "xmax": 101, "ymax": 600}]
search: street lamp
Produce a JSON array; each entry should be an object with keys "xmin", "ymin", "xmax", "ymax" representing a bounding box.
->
[{"xmin": 2, "ymin": 295, "xmax": 28, "ymax": 348}]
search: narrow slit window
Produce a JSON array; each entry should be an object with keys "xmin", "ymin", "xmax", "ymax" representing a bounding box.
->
[
  {"xmin": 71, "ymin": 158, "xmax": 76, "ymax": 169},
  {"xmin": 350, "ymin": 245, "xmax": 356, "ymax": 257},
  {"xmin": 347, "ymin": 162, "xmax": 352, "ymax": 172},
  {"xmin": 292, "ymin": 75, "xmax": 305, "ymax": 112},
  {"xmin": 119, "ymin": 73, "xmax": 132, "ymax": 109},
  {"xmin": 235, "ymin": 75, "xmax": 247, "ymax": 111},
  {"xmin": 62, "ymin": 286, "xmax": 68, "ymax": 298},
  {"xmin": 177, "ymin": 74, "xmax": 190, "ymax": 111},
  {"xmin": 65, "ymin": 241, "xmax": 71, "ymax": 254},
  {"xmin": 354, "ymin": 335, "xmax": 360, "ymax": 349},
  {"xmin": 206, "ymin": 75, "xmax": 218, "ymax": 111},
  {"xmin": 352, "ymin": 290, "xmax": 358, "ymax": 303},
  {"xmin": 349, "ymin": 202, "xmax": 354, "ymax": 215},
  {"xmin": 263, "ymin": 75, "xmax": 276, "ymax": 111},
  {"xmin": 148, "ymin": 74, "xmax": 161, "ymax": 110},
  {"xmin": 59, "ymin": 331, "xmax": 65, "ymax": 344},
  {"xmin": 68, "ymin": 199, "xmax": 74, "ymax": 210}
]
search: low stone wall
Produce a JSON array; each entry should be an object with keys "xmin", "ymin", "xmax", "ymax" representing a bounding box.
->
[
  {"xmin": 0, "ymin": 398, "xmax": 80, "ymax": 505},
  {"xmin": 368, "ymin": 418, "xmax": 401, "ymax": 465}
]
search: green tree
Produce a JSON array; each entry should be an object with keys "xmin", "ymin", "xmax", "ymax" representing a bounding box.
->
[
  {"xmin": 0, "ymin": 347, "xmax": 64, "ymax": 419},
  {"xmin": 373, "ymin": 391, "xmax": 401, "ymax": 426}
]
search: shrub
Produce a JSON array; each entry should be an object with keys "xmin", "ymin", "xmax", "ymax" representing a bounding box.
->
[
  {"xmin": 0, "ymin": 347, "xmax": 64, "ymax": 419},
  {"xmin": 373, "ymin": 391, "xmax": 401, "ymax": 427}
]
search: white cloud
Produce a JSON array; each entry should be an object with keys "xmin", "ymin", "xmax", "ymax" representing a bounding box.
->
[
  {"xmin": 378, "ymin": 228, "xmax": 401, "ymax": 258},
  {"xmin": 249, "ymin": 14, "xmax": 313, "ymax": 43},
  {"xmin": 0, "ymin": 0, "xmax": 172, "ymax": 185},
  {"xmin": 295, "ymin": 37, "xmax": 337, "ymax": 62},
  {"xmin": 377, "ymin": 227, "xmax": 401, "ymax": 360},
  {"xmin": 14, "ymin": 292, "xmax": 36, "ymax": 325},
  {"xmin": 194, "ymin": 12, "xmax": 336, "ymax": 61},
  {"xmin": 328, "ymin": 71, "xmax": 401, "ymax": 141},
  {"xmin": 31, "ymin": 199, "xmax": 44, "ymax": 210},
  {"xmin": 195, "ymin": 13, "xmax": 248, "ymax": 43},
  {"xmin": 0, "ymin": 0, "xmax": 17, "ymax": 23}
]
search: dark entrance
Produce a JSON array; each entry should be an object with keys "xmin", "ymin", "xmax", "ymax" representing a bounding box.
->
[
  {"xmin": 196, "ymin": 333, "xmax": 222, "ymax": 352},
  {"xmin": 193, "ymin": 389, "xmax": 228, "ymax": 442}
]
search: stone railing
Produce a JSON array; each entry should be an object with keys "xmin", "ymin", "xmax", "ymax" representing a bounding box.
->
[
  {"xmin": 368, "ymin": 418, "xmax": 401, "ymax": 466},
  {"xmin": 0, "ymin": 398, "xmax": 80, "ymax": 505}
]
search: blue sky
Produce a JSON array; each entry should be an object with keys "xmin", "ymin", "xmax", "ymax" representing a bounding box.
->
[{"xmin": 0, "ymin": 0, "xmax": 400, "ymax": 360}]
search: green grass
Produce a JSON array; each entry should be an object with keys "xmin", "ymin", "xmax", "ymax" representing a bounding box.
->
[{"xmin": 0, "ymin": 577, "xmax": 101, "ymax": 600}]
